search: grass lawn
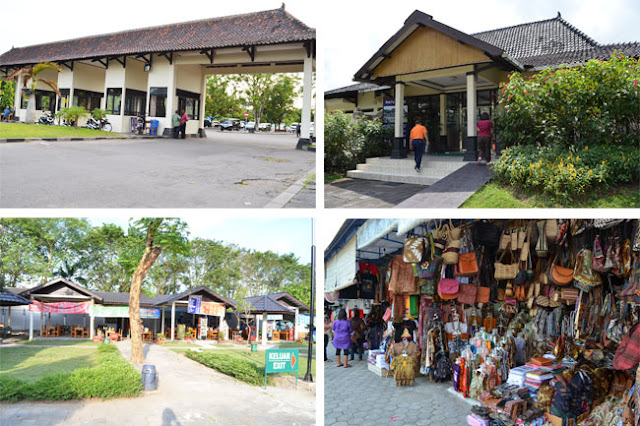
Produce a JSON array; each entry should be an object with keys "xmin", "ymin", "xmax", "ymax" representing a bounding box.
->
[
  {"xmin": 461, "ymin": 182, "xmax": 640, "ymax": 208},
  {"xmin": 158, "ymin": 341, "xmax": 198, "ymax": 348},
  {"xmin": 277, "ymin": 342, "xmax": 315, "ymax": 349},
  {"xmin": 215, "ymin": 349, "xmax": 315, "ymax": 377},
  {"xmin": 22, "ymin": 339, "xmax": 98, "ymax": 346},
  {"xmin": 0, "ymin": 346, "xmax": 98, "ymax": 382},
  {"xmin": 0, "ymin": 123, "xmax": 123, "ymax": 139},
  {"xmin": 325, "ymin": 173, "xmax": 344, "ymax": 183}
]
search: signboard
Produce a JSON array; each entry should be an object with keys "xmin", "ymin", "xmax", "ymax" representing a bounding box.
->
[
  {"xmin": 199, "ymin": 317, "xmax": 208, "ymax": 340},
  {"xmin": 91, "ymin": 305, "xmax": 160, "ymax": 319},
  {"xmin": 244, "ymin": 112, "xmax": 249, "ymax": 118},
  {"xmin": 264, "ymin": 349, "xmax": 299, "ymax": 388},
  {"xmin": 187, "ymin": 296, "xmax": 202, "ymax": 314},
  {"xmin": 267, "ymin": 314, "xmax": 283, "ymax": 320},
  {"xmin": 382, "ymin": 98, "xmax": 408, "ymax": 137}
]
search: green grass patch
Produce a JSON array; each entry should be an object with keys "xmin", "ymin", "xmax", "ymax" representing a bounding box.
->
[
  {"xmin": 325, "ymin": 173, "xmax": 344, "ymax": 183},
  {"xmin": 185, "ymin": 349, "xmax": 314, "ymax": 386},
  {"xmin": 462, "ymin": 182, "xmax": 640, "ymax": 208},
  {"xmin": 186, "ymin": 350, "xmax": 264, "ymax": 386},
  {"xmin": 303, "ymin": 173, "xmax": 316, "ymax": 187},
  {"xmin": 22, "ymin": 339, "xmax": 98, "ymax": 346},
  {"xmin": 0, "ymin": 123, "xmax": 123, "ymax": 139},
  {"xmin": 158, "ymin": 341, "xmax": 197, "ymax": 348},
  {"xmin": 0, "ymin": 343, "xmax": 141, "ymax": 402},
  {"xmin": 276, "ymin": 342, "xmax": 315, "ymax": 349}
]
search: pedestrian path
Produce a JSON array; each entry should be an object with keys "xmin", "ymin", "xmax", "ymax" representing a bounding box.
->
[
  {"xmin": 396, "ymin": 163, "xmax": 494, "ymax": 208},
  {"xmin": 324, "ymin": 342, "xmax": 471, "ymax": 426},
  {"xmin": 1, "ymin": 342, "xmax": 315, "ymax": 426},
  {"xmin": 325, "ymin": 179, "xmax": 426, "ymax": 208}
]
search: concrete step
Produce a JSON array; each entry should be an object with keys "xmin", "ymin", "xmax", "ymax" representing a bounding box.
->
[
  {"xmin": 355, "ymin": 162, "xmax": 464, "ymax": 174},
  {"xmin": 346, "ymin": 170, "xmax": 440, "ymax": 185},
  {"xmin": 365, "ymin": 156, "xmax": 464, "ymax": 168}
]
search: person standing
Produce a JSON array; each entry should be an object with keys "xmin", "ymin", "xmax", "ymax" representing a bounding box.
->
[
  {"xmin": 171, "ymin": 110, "xmax": 180, "ymax": 138},
  {"xmin": 350, "ymin": 308, "xmax": 366, "ymax": 361},
  {"xmin": 324, "ymin": 314, "xmax": 332, "ymax": 362},
  {"xmin": 477, "ymin": 112, "xmax": 494, "ymax": 164},
  {"xmin": 409, "ymin": 120, "xmax": 429, "ymax": 172},
  {"xmin": 332, "ymin": 309, "xmax": 354, "ymax": 367},
  {"xmin": 179, "ymin": 110, "xmax": 189, "ymax": 139}
]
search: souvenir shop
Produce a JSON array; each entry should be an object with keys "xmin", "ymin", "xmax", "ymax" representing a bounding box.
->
[{"xmin": 324, "ymin": 219, "xmax": 640, "ymax": 426}]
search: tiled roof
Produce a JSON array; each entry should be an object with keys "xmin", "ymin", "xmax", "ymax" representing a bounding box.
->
[
  {"xmin": 270, "ymin": 292, "xmax": 310, "ymax": 311},
  {"xmin": 325, "ymin": 83, "xmax": 386, "ymax": 96},
  {"xmin": 0, "ymin": 7, "xmax": 315, "ymax": 67},
  {"xmin": 473, "ymin": 13, "xmax": 639, "ymax": 68},
  {"xmin": 244, "ymin": 294, "xmax": 294, "ymax": 314},
  {"xmin": 93, "ymin": 291, "xmax": 169, "ymax": 306}
]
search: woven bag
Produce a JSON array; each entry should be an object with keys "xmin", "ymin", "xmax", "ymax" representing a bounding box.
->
[
  {"xmin": 545, "ymin": 219, "xmax": 558, "ymax": 241},
  {"xmin": 448, "ymin": 219, "xmax": 462, "ymax": 241},
  {"xmin": 443, "ymin": 239, "xmax": 461, "ymax": 265},
  {"xmin": 494, "ymin": 250, "xmax": 519, "ymax": 280},
  {"xmin": 403, "ymin": 235, "xmax": 425, "ymax": 263}
]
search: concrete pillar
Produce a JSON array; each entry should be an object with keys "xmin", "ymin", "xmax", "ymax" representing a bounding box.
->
[
  {"xmin": 261, "ymin": 313, "xmax": 268, "ymax": 348},
  {"xmin": 40, "ymin": 311, "xmax": 43, "ymax": 336},
  {"xmin": 199, "ymin": 69, "xmax": 206, "ymax": 135},
  {"xmin": 439, "ymin": 93, "xmax": 446, "ymax": 153},
  {"xmin": 294, "ymin": 308, "xmax": 299, "ymax": 340},
  {"xmin": 89, "ymin": 301, "xmax": 95, "ymax": 339},
  {"xmin": 29, "ymin": 309, "xmax": 34, "ymax": 340},
  {"xmin": 7, "ymin": 307, "xmax": 11, "ymax": 328},
  {"xmin": 14, "ymin": 73, "xmax": 23, "ymax": 117},
  {"xmin": 171, "ymin": 302, "xmax": 175, "ymax": 341},
  {"xmin": 391, "ymin": 82, "xmax": 406, "ymax": 158},
  {"xmin": 464, "ymin": 70, "xmax": 478, "ymax": 161},
  {"xmin": 165, "ymin": 64, "xmax": 177, "ymax": 137},
  {"xmin": 296, "ymin": 55, "xmax": 313, "ymax": 149},
  {"xmin": 161, "ymin": 307, "xmax": 165, "ymax": 335}
]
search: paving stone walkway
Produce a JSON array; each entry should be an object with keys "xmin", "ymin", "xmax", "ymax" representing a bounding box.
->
[
  {"xmin": 324, "ymin": 342, "xmax": 472, "ymax": 426},
  {"xmin": 396, "ymin": 163, "xmax": 494, "ymax": 208},
  {"xmin": 0, "ymin": 342, "xmax": 315, "ymax": 426},
  {"xmin": 324, "ymin": 179, "xmax": 426, "ymax": 208}
]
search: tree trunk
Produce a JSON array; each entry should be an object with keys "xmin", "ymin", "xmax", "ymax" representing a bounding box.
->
[
  {"xmin": 25, "ymin": 88, "xmax": 36, "ymax": 124},
  {"xmin": 129, "ymin": 219, "xmax": 163, "ymax": 364}
]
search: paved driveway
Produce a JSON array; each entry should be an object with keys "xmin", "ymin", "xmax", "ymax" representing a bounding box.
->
[
  {"xmin": 0, "ymin": 342, "xmax": 316, "ymax": 426},
  {"xmin": 0, "ymin": 131, "xmax": 315, "ymax": 208}
]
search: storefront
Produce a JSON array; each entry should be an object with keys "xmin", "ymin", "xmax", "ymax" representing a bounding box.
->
[
  {"xmin": 325, "ymin": 10, "xmax": 640, "ymax": 160},
  {"xmin": 325, "ymin": 219, "xmax": 640, "ymax": 425}
]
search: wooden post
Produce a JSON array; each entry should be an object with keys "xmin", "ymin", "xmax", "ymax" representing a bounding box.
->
[{"xmin": 171, "ymin": 302, "xmax": 176, "ymax": 341}]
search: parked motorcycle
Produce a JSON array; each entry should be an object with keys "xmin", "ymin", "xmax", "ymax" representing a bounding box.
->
[
  {"xmin": 86, "ymin": 116, "xmax": 112, "ymax": 132},
  {"xmin": 37, "ymin": 111, "xmax": 54, "ymax": 125}
]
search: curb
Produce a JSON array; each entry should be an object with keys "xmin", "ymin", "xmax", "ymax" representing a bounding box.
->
[
  {"xmin": 0, "ymin": 135, "xmax": 163, "ymax": 143},
  {"xmin": 264, "ymin": 168, "xmax": 315, "ymax": 208}
]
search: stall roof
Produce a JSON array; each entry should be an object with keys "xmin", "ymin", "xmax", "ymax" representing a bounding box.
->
[
  {"xmin": 157, "ymin": 286, "xmax": 236, "ymax": 309},
  {"xmin": 19, "ymin": 278, "xmax": 103, "ymax": 302},
  {"xmin": 93, "ymin": 291, "xmax": 169, "ymax": 307},
  {"xmin": 244, "ymin": 294, "xmax": 299, "ymax": 314},
  {"xmin": 268, "ymin": 292, "xmax": 310, "ymax": 312}
]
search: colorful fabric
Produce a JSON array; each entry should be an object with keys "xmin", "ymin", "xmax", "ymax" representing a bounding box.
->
[{"xmin": 29, "ymin": 301, "xmax": 91, "ymax": 314}]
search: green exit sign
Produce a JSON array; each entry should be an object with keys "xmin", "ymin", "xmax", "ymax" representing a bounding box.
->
[{"xmin": 264, "ymin": 349, "xmax": 299, "ymax": 388}]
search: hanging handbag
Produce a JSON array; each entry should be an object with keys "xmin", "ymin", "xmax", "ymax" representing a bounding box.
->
[
  {"xmin": 612, "ymin": 323, "xmax": 640, "ymax": 370},
  {"xmin": 517, "ymin": 225, "xmax": 527, "ymax": 250},
  {"xmin": 438, "ymin": 265, "xmax": 459, "ymax": 300},
  {"xmin": 457, "ymin": 253, "xmax": 479, "ymax": 277},
  {"xmin": 520, "ymin": 224, "xmax": 531, "ymax": 262},
  {"xmin": 632, "ymin": 220, "xmax": 640, "ymax": 252},
  {"xmin": 442, "ymin": 239, "xmax": 461, "ymax": 265},
  {"xmin": 592, "ymin": 235, "xmax": 606, "ymax": 272},
  {"xmin": 594, "ymin": 219, "xmax": 624, "ymax": 229},
  {"xmin": 560, "ymin": 288, "xmax": 579, "ymax": 304},
  {"xmin": 421, "ymin": 256, "xmax": 442, "ymax": 280},
  {"xmin": 535, "ymin": 220, "xmax": 548, "ymax": 257},
  {"xmin": 420, "ymin": 278, "xmax": 436, "ymax": 295},
  {"xmin": 499, "ymin": 230, "xmax": 511, "ymax": 251},
  {"xmin": 448, "ymin": 219, "xmax": 462, "ymax": 241},
  {"xmin": 458, "ymin": 283, "xmax": 478, "ymax": 305},
  {"xmin": 548, "ymin": 251, "xmax": 574, "ymax": 287},
  {"xmin": 471, "ymin": 220, "xmax": 501, "ymax": 247},
  {"xmin": 403, "ymin": 233, "xmax": 425, "ymax": 263},
  {"xmin": 494, "ymin": 250, "xmax": 519, "ymax": 280},
  {"xmin": 545, "ymin": 219, "xmax": 558, "ymax": 241},
  {"xmin": 476, "ymin": 286, "xmax": 491, "ymax": 304}
]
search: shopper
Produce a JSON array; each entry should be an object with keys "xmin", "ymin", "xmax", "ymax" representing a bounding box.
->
[
  {"xmin": 409, "ymin": 120, "xmax": 429, "ymax": 172},
  {"xmin": 324, "ymin": 314, "xmax": 332, "ymax": 362},
  {"xmin": 171, "ymin": 110, "xmax": 180, "ymax": 138},
  {"xmin": 477, "ymin": 112, "xmax": 494, "ymax": 164},
  {"xmin": 332, "ymin": 309, "xmax": 354, "ymax": 367},
  {"xmin": 179, "ymin": 110, "xmax": 188, "ymax": 139},
  {"xmin": 350, "ymin": 308, "xmax": 366, "ymax": 361}
]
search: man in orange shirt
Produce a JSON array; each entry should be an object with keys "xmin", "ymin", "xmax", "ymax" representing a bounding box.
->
[{"xmin": 409, "ymin": 120, "xmax": 429, "ymax": 172}]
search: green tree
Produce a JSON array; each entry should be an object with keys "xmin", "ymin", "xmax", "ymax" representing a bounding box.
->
[
  {"xmin": 263, "ymin": 75, "xmax": 300, "ymax": 126},
  {"xmin": 82, "ymin": 223, "xmax": 132, "ymax": 292},
  {"xmin": 0, "ymin": 222, "xmax": 47, "ymax": 289},
  {"xmin": 8, "ymin": 62, "xmax": 62, "ymax": 123},
  {"xmin": 60, "ymin": 106, "xmax": 90, "ymax": 129},
  {"xmin": 205, "ymin": 75, "xmax": 243, "ymax": 119},
  {"xmin": 127, "ymin": 218, "xmax": 189, "ymax": 363},
  {"xmin": 0, "ymin": 80, "xmax": 15, "ymax": 109}
]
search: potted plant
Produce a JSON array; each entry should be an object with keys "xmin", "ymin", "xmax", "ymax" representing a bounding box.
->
[
  {"xmin": 185, "ymin": 331, "xmax": 194, "ymax": 342},
  {"xmin": 177, "ymin": 324, "xmax": 186, "ymax": 340},
  {"xmin": 156, "ymin": 333, "xmax": 166, "ymax": 344}
]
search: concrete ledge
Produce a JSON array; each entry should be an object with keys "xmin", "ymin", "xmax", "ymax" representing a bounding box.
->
[{"xmin": 0, "ymin": 135, "xmax": 162, "ymax": 143}]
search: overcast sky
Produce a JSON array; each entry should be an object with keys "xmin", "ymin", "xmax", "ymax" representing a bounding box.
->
[
  {"xmin": 323, "ymin": 0, "xmax": 640, "ymax": 90},
  {"xmin": 89, "ymin": 217, "xmax": 313, "ymax": 264}
]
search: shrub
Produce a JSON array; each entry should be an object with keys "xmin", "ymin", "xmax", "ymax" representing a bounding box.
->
[
  {"xmin": 324, "ymin": 111, "xmax": 392, "ymax": 174},
  {"xmin": 493, "ymin": 144, "xmax": 640, "ymax": 199},
  {"xmin": 185, "ymin": 350, "xmax": 263, "ymax": 386},
  {"xmin": 497, "ymin": 53, "xmax": 640, "ymax": 148},
  {"xmin": 0, "ymin": 343, "xmax": 141, "ymax": 402},
  {"xmin": 59, "ymin": 106, "xmax": 90, "ymax": 129}
]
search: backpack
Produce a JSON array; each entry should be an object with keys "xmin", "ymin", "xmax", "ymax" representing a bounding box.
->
[{"xmin": 433, "ymin": 350, "xmax": 452, "ymax": 381}]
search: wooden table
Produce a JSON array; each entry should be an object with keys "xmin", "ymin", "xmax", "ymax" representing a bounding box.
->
[
  {"xmin": 71, "ymin": 327, "xmax": 85, "ymax": 338},
  {"xmin": 142, "ymin": 331, "xmax": 153, "ymax": 342}
]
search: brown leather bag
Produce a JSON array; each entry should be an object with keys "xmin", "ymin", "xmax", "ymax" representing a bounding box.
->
[
  {"xmin": 549, "ymin": 252, "xmax": 574, "ymax": 287},
  {"xmin": 476, "ymin": 286, "xmax": 490, "ymax": 303},
  {"xmin": 458, "ymin": 283, "xmax": 477, "ymax": 305},
  {"xmin": 457, "ymin": 252, "xmax": 479, "ymax": 276}
]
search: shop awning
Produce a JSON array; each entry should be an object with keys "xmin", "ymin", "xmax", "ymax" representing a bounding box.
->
[
  {"xmin": 325, "ymin": 234, "xmax": 357, "ymax": 292},
  {"xmin": 356, "ymin": 219, "xmax": 398, "ymax": 249}
]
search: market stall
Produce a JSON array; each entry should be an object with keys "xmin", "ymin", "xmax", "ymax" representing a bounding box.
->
[{"xmin": 325, "ymin": 219, "xmax": 640, "ymax": 426}]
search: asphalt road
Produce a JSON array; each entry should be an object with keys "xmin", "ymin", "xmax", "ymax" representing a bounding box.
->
[{"xmin": 0, "ymin": 130, "xmax": 315, "ymax": 208}]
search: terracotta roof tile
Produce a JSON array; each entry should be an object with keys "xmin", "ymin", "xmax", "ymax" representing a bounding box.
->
[{"xmin": 0, "ymin": 7, "xmax": 315, "ymax": 67}]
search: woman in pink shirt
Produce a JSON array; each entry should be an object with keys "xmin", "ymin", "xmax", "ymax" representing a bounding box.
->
[{"xmin": 476, "ymin": 112, "xmax": 494, "ymax": 164}]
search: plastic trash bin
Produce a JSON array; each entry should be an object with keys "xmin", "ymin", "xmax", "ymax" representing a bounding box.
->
[
  {"xmin": 149, "ymin": 119, "xmax": 159, "ymax": 136},
  {"xmin": 141, "ymin": 364, "xmax": 158, "ymax": 391}
]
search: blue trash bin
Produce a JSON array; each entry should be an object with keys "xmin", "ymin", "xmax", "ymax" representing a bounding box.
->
[
  {"xmin": 141, "ymin": 364, "xmax": 158, "ymax": 391},
  {"xmin": 149, "ymin": 120, "xmax": 159, "ymax": 136}
]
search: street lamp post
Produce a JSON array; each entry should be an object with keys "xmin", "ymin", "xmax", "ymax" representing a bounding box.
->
[{"xmin": 304, "ymin": 219, "xmax": 315, "ymax": 382}]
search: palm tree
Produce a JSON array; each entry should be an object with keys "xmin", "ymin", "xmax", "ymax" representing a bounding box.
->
[{"xmin": 8, "ymin": 62, "xmax": 62, "ymax": 124}]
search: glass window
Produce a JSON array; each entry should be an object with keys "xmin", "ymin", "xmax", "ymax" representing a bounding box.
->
[
  {"xmin": 176, "ymin": 89, "xmax": 200, "ymax": 120},
  {"xmin": 21, "ymin": 90, "xmax": 57, "ymax": 111},
  {"xmin": 73, "ymin": 89, "xmax": 103, "ymax": 111},
  {"xmin": 124, "ymin": 89, "xmax": 147, "ymax": 116},
  {"xmin": 149, "ymin": 87, "xmax": 167, "ymax": 117},
  {"xmin": 106, "ymin": 88, "xmax": 122, "ymax": 115}
]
